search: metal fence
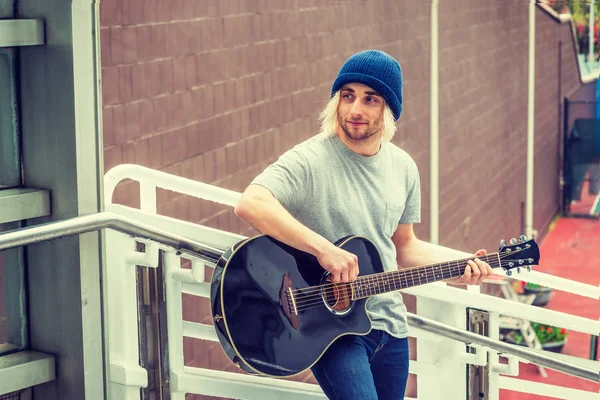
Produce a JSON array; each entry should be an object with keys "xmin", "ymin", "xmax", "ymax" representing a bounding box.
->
[{"xmin": 562, "ymin": 99, "xmax": 600, "ymax": 219}]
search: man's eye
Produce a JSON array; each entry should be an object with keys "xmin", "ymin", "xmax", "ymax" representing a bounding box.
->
[{"xmin": 366, "ymin": 97, "xmax": 378, "ymax": 103}]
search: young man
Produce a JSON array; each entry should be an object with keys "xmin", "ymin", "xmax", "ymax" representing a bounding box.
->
[{"xmin": 234, "ymin": 50, "xmax": 493, "ymax": 400}]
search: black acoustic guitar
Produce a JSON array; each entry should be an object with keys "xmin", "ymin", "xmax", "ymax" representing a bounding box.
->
[{"xmin": 210, "ymin": 234, "xmax": 540, "ymax": 378}]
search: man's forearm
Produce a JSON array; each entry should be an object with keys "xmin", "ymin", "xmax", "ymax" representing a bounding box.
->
[{"xmin": 234, "ymin": 187, "xmax": 334, "ymax": 258}]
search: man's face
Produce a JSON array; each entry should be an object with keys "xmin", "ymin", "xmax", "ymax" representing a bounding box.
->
[{"xmin": 336, "ymin": 83, "xmax": 385, "ymax": 142}]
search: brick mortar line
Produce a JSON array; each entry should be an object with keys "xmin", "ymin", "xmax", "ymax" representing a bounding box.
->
[
  {"xmin": 101, "ymin": 40, "xmax": 346, "ymax": 70},
  {"xmin": 105, "ymin": 87, "xmax": 321, "ymax": 143}
]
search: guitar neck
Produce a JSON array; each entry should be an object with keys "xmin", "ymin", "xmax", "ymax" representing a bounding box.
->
[{"xmin": 351, "ymin": 253, "xmax": 500, "ymax": 299}]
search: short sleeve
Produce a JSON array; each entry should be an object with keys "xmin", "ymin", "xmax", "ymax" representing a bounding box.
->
[
  {"xmin": 399, "ymin": 161, "xmax": 421, "ymax": 224},
  {"xmin": 250, "ymin": 148, "xmax": 310, "ymax": 214}
]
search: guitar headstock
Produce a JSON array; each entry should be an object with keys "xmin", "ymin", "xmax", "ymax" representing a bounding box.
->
[{"xmin": 497, "ymin": 235, "xmax": 540, "ymax": 276}]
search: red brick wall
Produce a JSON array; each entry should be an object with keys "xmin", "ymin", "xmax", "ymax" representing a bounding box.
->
[
  {"xmin": 437, "ymin": 1, "xmax": 530, "ymax": 253},
  {"xmin": 99, "ymin": 2, "xmax": 593, "ymax": 399},
  {"xmin": 99, "ymin": 1, "xmax": 430, "ymax": 397}
]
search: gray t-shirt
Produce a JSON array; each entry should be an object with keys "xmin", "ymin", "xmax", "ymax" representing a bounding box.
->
[{"xmin": 251, "ymin": 134, "xmax": 421, "ymax": 338}]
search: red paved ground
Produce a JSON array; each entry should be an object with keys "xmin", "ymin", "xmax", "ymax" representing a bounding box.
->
[{"xmin": 499, "ymin": 214, "xmax": 600, "ymax": 399}]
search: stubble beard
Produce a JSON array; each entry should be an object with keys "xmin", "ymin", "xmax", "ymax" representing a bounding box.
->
[{"xmin": 338, "ymin": 116, "xmax": 384, "ymax": 143}]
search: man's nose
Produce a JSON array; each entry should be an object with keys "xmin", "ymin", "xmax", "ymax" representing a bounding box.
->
[{"xmin": 350, "ymin": 101, "xmax": 363, "ymax": 117}]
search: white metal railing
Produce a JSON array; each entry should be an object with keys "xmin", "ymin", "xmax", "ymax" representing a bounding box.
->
[
  {"xmin": 0, "ymin": 211, "xmax": 596, "ymax": 398},
  {"xmin": 104, "ymin": 164, "xmax": 599, "ymax": 400}
]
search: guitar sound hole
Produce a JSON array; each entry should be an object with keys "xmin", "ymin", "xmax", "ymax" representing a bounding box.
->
[{"xmin": 323, "ymin": 283, "xmax": 352, "ymax": 313}]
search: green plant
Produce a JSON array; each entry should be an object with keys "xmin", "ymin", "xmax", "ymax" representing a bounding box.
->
[
  {"xmin": 532, "ymin": 322, "xmax": 568, "ymax": 345},
  {"xmin": 504, "ymin": 323, "xmax": 568, "ymax": 346},
  {"xmin": 520, "ymin": 280, "xmax": 547, "ymax": 291}
]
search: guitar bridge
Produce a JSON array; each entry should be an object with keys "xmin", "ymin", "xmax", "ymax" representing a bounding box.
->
[
  {"xmin": 286, "ymin": 287, "xmax": 298, "ymax": 315},
  {"xmin": 280, "ymin": 273, "xmax": 300, "ymax": 329}
]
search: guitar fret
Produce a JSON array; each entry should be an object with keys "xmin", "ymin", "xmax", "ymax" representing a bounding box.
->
[
  {"xmin": 399, "ymin": 271, "xmax": 407, "ymax": 289},
  {"xmin": 444, "ymin": 261, "xmax": 454, "ymax": 279},
  {"xmin": 433, "ymin": 264, "xmax": 442, "ymax": 281}
]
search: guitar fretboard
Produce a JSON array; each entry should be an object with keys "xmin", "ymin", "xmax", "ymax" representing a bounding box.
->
[{"xmin": 350, "ymin": 254, "xmax": 499, "ymax": 299}]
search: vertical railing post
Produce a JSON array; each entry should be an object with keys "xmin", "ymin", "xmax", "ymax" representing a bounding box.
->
[
  {"xmin": 106, "ymin": 231, "xmax": 148, "ymax": 399},
  {"xmin": 487, "ymin": 311, "xmax": 500, "ymax": 400},
  {"xmin": 417, "ymin": 294, "xmax": 468, "ymax": 398},
  {"xmin": 163, "ymin": 250, "xmax": 187, "ymax": 400},
  {"xmin": 139, "ymin": 182, "xmax": 157, "ymax": 214}
]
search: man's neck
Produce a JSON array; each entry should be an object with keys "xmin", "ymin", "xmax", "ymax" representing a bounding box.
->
[{"xmin": 336, "ymin": 132, "xmax": 382, "ymax": 157}]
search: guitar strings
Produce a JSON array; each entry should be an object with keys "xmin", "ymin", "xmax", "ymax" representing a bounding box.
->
[
  {"xmin": 286, "ymin": 247, "xmax": 533, "ymax": 310},
  {"xmin": 291, "ymin": 257, "xmax": 521, "ymax": 311},
  {"xmin": 290, "ymin": 247, "xmax": 530, "ymax": 299},
  {"xmin": 291, "ymin": 259, "xmax": 508, "ymax": 312},
  {"xmin": 289, "ymin": 250, "xmax": 516, "ymax": 297},
  {"xmin": 290, "ymin": 258, "xmax": 530, "ymax": 313},
  {"xmin": 290, "ymin": 257, "xmax": 507, "ymax": 308},
  {"xmin": 286, "ymin": 250, "xmax": 532, "ymax": 312}
]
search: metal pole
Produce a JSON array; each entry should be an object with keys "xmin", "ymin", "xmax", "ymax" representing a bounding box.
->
[
  {"xmin": 589, "ymin": 0, "xmax": 595, "ymax": 63},
  {"xmin": 525, "ymin": 0, "xmax": 536, "ymax": 239},
  {"xmin": 0, "ymin": 212, "xmax": 225, "ymax": 263},
  {"xmin": 430, "ymin": 0, "xmax": 439, "ymax": 245}
]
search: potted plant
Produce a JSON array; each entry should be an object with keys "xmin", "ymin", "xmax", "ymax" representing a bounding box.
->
[
  {"xmin": 501, "ymin": 323, "xmax": 568, "ymax": 353},
  {"xmin": 520, "ymin": 281, "xmax": 553, "ymax": 306},
  {"xmin": 532, "ymin": 323, "xmax": 568, "ymax": 353}
]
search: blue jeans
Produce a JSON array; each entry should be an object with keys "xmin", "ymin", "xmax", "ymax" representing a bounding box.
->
[{"xmin": 311, "ymin": 330, "xmax": 410, "ymax": 400}]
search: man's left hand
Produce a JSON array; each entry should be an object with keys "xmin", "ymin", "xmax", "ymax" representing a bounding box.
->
[{"xmin": 457, "ymin": 249, "xmax": 495, "ymax": 285}]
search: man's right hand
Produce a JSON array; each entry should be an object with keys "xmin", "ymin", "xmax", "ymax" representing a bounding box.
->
[{"xmin": 316, "ymin": 245, "xmax": 359, "ymax": 283}]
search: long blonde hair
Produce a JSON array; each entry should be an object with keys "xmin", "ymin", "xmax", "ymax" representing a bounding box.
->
[{"xmin": 318, "ymin": 91, "xmax": 397, "ymax": 142}]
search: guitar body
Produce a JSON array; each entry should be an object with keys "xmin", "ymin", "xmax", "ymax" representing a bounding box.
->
[{"xmin": 210, "ymin": 235, "xmax": 384, "ymax": 377}]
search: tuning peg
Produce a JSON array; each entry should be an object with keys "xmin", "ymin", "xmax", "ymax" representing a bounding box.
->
[
  {"xmin": 516, "ymin": 267, "xmax": 521, "ymax": 273},
  {"xmin": 519, "ymin": 235, "xmax": 527, "ymax": 242},
  {"xmin": 526, "ymin": 266, "xmax": 531, "ymax": 272},
  {"xmin": 518, "ymin": 260, "xmax": 524, "ymax": 265},
  {"xmin": 528, "ymin": 258, "xmax": 534, "ymax": 263},
  {"xmin": 500, "ymin": 239, "xmax": 506, "ymax": 248},
  {"xmin": 510, "ymin": 238, "xmax": 517, "ymax": 245},
  {"xmin": 506, "ymin": 270, "xmax": 512, "ymax": 276}
]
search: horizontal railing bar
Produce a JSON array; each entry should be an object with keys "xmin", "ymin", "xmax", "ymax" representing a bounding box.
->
[
  {"xmin": 408, "ymin": 313, "xmax": 599, "ymax": 382},
  {"xmin": 105, "ymin": 164, "xmax": 241, "ymax": 207},
  {"xmin": 181, "ymin": 282, "xmax": 210, "ymax": 298},
  {"xmin": 523, "ymin": 270, "xmax": 599, "ymax": 299},
  {"xmin": 175, "ymin": 367, "xmax": 325, "ymax": 399},
  {"xmin": 182, "ymin": 321, "xmax": 218, "ymax": 341},
  {"xmin": 175, "ymin": 366, "xmax": 420, "ymax": 399},
  {"xmin": 405, "ymin": 284, "xmax": 599, "ymax": 335},
  {"xmin": 498, "ymin": 376, "xmax": 599, "ymax": 399},
  {"xmin": 0, "ymin": 212, "xmax": 225, "ymax": 263}
]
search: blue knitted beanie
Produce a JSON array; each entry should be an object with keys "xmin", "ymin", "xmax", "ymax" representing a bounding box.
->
[{"xmin": 331, "ymin": 50, "xmax": 403, "ymax": 121}]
